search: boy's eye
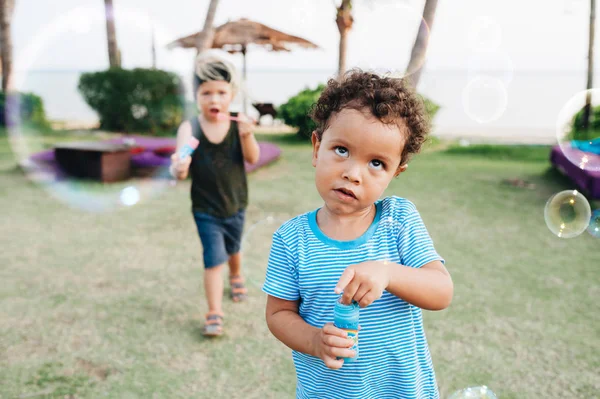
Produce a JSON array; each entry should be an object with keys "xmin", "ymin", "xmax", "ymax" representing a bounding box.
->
[
  {"xmin": 334, "ymin": 146, "xmax": 349, "ymax": 157},
  {"xmin": 370, "ymin": 159, "xmax": 385, "ymax": 170}
]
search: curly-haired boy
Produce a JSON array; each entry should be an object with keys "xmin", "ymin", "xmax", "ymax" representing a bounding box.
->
[{"xmin": 262, "ymin": 70, "xmax": 453, "ymax": 399}]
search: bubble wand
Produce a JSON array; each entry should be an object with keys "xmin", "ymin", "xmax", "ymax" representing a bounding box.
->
[{"xmin": 170, "ymin": 136, "xmax": 199, "ymax": 186}]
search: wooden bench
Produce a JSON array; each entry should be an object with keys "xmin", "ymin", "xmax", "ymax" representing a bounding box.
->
[{"xmin": 54, "ymin": 141, "xmax": 132, "ymax": 182}]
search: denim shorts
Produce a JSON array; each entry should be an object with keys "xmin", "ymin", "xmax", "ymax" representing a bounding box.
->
[{"xmin": 193, "ymin": 209, "xmax": 246, "ymax": 269}]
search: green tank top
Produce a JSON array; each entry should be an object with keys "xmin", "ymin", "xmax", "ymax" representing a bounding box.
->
[{"xmin": 189, "ymin": 114, "xmax": 248, "ymax": 218}]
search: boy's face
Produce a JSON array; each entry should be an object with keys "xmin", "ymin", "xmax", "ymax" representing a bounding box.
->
[
  {"xmin": 312, "ymin": 108, "xmax": 407, "ymax": 215},
  {"xmin": 196, "ymin": 80, "xmax": 234, "ymax": 121}
]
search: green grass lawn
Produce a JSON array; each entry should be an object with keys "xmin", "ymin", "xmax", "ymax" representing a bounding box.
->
[{"xmin": 0, "ymin": 131, "xmax": 598, "ymax": 399}]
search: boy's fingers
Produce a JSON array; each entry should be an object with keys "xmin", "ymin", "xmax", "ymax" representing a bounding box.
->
[
  {"xmin": 329, "ymin": 347, "xmax": 356, "ymax": 359},
  {"xmin": 358, "ymin": 292, "xmax": 377, "ymax": 308},
  {"xmin": 340, "ymin": 279, "xmax": 360, "ymax": 305},
  {"xmin": 323, "ymin": 335, "xmax": 355, "ymax": 348},
  {"xmin": 334, "ymin": 267, "xmax": 355, "ymax": 295},
  {"xmin": 322, "ymin": 323, "xmax": 348, "ymax": 338},
  {"xmin": 322, "ymin": 355, "xmax": 344, "ymax": 370},
  {"xmin": 354, "ymin": 285, "xmax": 370, "ymax": 306}
]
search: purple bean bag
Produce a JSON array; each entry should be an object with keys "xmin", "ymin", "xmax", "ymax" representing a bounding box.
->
[
  {"xmin": 550, "ymin": 145, "xmax": 600, "ymax": 199},
  {"xmin": 105, "ymin": 136, "xmax": 176, "ymax": 152},
  {"xmin": 29, "ymin": 149, "xmax": 56, "ymax": 164},
  {"xmin": 246, "ymin": 142, "xmax": 282, "ymax": 173},
  {"xmin": 26, "ymin": 136, "xmax": 282, "ymax": 180},
  {"xmin": 130, "ymin": 151, "xmax": 171, "ymax": 169}
]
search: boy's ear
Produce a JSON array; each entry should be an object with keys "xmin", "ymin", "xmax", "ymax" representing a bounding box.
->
[
  {"xmin": 394, "ymin": 163, "xmax": 408, "ymax": 177},
  {"xmin": 311, "ymin": 131, "xmax": 320, "ymax": 167}
]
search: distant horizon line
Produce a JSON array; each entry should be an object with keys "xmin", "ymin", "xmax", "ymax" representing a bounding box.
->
[{"xmin": 17, "ymin": 67, "xmax": 600, "ymax": 74}]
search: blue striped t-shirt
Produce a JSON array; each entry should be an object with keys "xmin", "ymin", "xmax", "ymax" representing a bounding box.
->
[{"xmin": 262, "ymin": 196, "xmax": 445, "ymax": 399}]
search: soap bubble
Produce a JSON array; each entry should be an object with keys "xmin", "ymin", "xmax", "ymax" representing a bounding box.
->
[
  {"xmin": 587, "ymin": 209, "xmax": 600, "ymax": 238},
  {"xmin": 462, "ymin": 76, "xmax": 508, "ymax": 124},
  {"xmin": 348, "ymin": 1, "xmax": 431, "ymax": 80},
  {"xmin": 467, "ymin": 50, "xmax": 514, "ymax": 85},
  {"xmin": 544, "ymin": 190, "xmax": 592, "ymax": 238},
  {"xmin": 448, "ymin": 385, "xmax": 498, "ymax": 399},
  {"xmin": 468, "ymin": 16, "xmax": 502, "ymax": 52},
  {"xmin": 7, "ymin": 5, "xmax": 191, "ymax": 213},
  {"xmin": 555, "ymin": 88, "xmax": 600, "ymax": 172}
]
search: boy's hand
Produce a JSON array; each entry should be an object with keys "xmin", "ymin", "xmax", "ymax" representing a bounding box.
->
[
  {"xmin": 236, "ymin": 113, "xmax": 256, "ymax": 138},
  {"xmin": 335, "ymin": 261, "xmax": 391, "ymax": 307},
  {"xmin": 312, "ymin": 323, "xmax": 356, "ymax": 370},
  {"xmin": 169, "ymin": 153, "xmax": 192, "ymax": 180}
]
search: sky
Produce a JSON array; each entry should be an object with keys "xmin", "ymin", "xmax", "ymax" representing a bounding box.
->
[{"xmin": 9, "ymin": 0, "xmax": 597, "ymax": 76}]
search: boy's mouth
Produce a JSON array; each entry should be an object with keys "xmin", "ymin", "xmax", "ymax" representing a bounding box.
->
[
  {"xmin": 334, "ymin": 187, "xmax": 357, "ymax": 200},
  {"xmin": 209, "ymin": 107, "xmax": 220, "ymax": 115}
]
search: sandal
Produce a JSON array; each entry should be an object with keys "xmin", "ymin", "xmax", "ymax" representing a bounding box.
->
[
  {"xmin": 202, "ymin": 311, "xmax": 224, "ymax": 337},
  {"xmin": 229, "ymin": 275, "xmax": 248, "ymax": 302}
]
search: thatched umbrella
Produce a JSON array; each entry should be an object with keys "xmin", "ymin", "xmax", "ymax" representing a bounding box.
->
[{"xmin": 167, "ymin": 18, "xmax": 319, "ymax": 112}]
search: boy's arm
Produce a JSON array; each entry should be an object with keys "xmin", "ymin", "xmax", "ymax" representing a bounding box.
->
[
  {"xmin": 336, "ymin": 260, "xmax": 453, "ymax": 311},
  {"xmin": 169, "ymin": 121, "xmax": 193, "ymax": 180},
  {"xmin": 237, "ymin": 114, "xmax": 260, "ymax": 164},
  {"xmin": 385, "ymin": 260, "xmax": 453, "ymax": 310},
  {"xmin": 240, "ymin": 133, "xmax": 260, "ymax": 164},
  {"xmin": 265, "ymin": 295, "xmax": 355, "ymax": 369},
  {"xmin": 266, "ymin": 296, "xmax": 320, "ymax": 357}
]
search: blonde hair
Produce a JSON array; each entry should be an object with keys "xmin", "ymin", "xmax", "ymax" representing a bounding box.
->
[{"xmin": 194, "ymin": 50, "xmax": 240, "ymax": 94}]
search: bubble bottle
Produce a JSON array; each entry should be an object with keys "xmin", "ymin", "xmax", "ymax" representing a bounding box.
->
[{"xmin": 333, "ymin": 297, "xmax": 360, "ymax": 363}]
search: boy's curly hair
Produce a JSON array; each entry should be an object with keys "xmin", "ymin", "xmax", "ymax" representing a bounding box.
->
[{"xmin": 310, "ymin": 69, "xmax": 430, "ymax": 166}]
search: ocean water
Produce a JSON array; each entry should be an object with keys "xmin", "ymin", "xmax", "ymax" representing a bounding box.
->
[{"xmin": 16, "ymin": 68, "xmax": 594, "ymax": 142}]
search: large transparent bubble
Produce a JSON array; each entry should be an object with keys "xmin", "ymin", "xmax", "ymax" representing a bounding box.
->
[
  {"xmin": 347, "ymin": 1, "xmax": 431, "ymax": 79},
  {"xmin": 587, "ymin": 209, "xmax": 600, "ymax": 238},
  {"xmin": 544, "ymin": 190, "xmax": 592, "ymax": 238},
  {"xmin": 467, "ymin": 50, "xmax": 514, "ymax": 85},
  {"xmin": 468, "ymin": 16, "xmax": 502, "ymax": 52},
  {"xmin": 555, "ymin": 88, "xmax": 600, "ymax": 172},
  {"xmin": 448, "ymin": 385, "xmax": 498, "ymax": 399},
  {"xmin": 462, "ymin": 76, "xmax": 508, "ymax": 124},
  {"xmin": 7, "ymin": 5, "xmax": 195, "ymax": 213}
]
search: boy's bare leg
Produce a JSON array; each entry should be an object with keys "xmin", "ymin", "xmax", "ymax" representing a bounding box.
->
[
  {"xmin": 228, "ymin": 252, "xmax": 247, "ymax": 301},
  {"xmin": 228, "ymin": 252, "xmax": 242, "ymax": 277},
  {"xmin": 204, "ymin": 263, "xmax": 225, "ymax": 313}
]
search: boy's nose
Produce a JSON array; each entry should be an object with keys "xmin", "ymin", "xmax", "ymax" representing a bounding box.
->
[{"xmin": 342, "ymin": 163, "xmax": 361, "ymax": 183}]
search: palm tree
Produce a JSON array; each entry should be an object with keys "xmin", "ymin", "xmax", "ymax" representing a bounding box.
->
[
  {"xmin": 406, "ymin": 0, "xmax": 438, "ymax": 88},
  {"xmin": 196, "ymin": 0, "xmax": 220, "ymax": 53},
  {"xmin": 336, "ymin": 0, "xmax": 353, "ymax": 78},
  {"xmin": 582, "ymin": 0, "xmax": 595, "ymax": 135},
  {"xmin": 104, "ymin": 0, "xmax": 120, "ymax": 67},
  {"xmin": 0, "ymin": 0, "xmax": 15, "ymax": 91}
]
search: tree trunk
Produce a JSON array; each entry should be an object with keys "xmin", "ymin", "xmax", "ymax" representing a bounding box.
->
[
  {"xmin": 336, "ymin": 0, "xmax": 353, "ymax": 79},
  {"xmin": 583, "ymin": 0, "xmax": 595, "ymax": 136},
  {"xmin": 0, "ymin": 0, "xmax": 14, "ymax": 92},
  {"xmin": 104, "ymin": 0, "xmax": 120, "ymax": 67},
  {"xmin": 196, "ymin": 0, "xmax": 219, "ymax": 53},
  {"xmin": 242, "ymin": 45, "xmax": 248, "ymax": 114},
  {"xmin": 406, "ymin": 0, "xmax": 438, "ymax": 88},
  {"xmin": 151, "ymin": 22, "xmax": 157, "ymax": 69}
]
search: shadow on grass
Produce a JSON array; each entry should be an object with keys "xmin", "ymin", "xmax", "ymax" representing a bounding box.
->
[
  {"xmin": 183, "ymin": 318, "xmax": 220, "ymax": 344},
  {"xmin": 536, "ymin": 166, "xmax": 600, "ymax": 206},
  {"xmin": 444, "ymin": 144, "xmax": 553, "ymax": 163}
]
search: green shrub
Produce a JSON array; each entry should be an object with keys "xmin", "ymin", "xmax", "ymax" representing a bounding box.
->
[
  {"xmin": 0, "ymin": 91, "xmax": 50, "ymax": 130},
  {"xmin": 278, "ymin": 84, "xmax": 441, "ymax": 138},
  {"xmin": 422, "ymin": 96, "xmax": 440, "ymax": 122},
  {"xmin": 570, "ymin": 104, "xmax": 600, "ymax": 141},
  {"xmin": 278, "ymin": 84, "xmax": 325, "ymax": 137},
  {"xmin": 78, "ymin": 68, "xmax": 186, "ymax": 134}
]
